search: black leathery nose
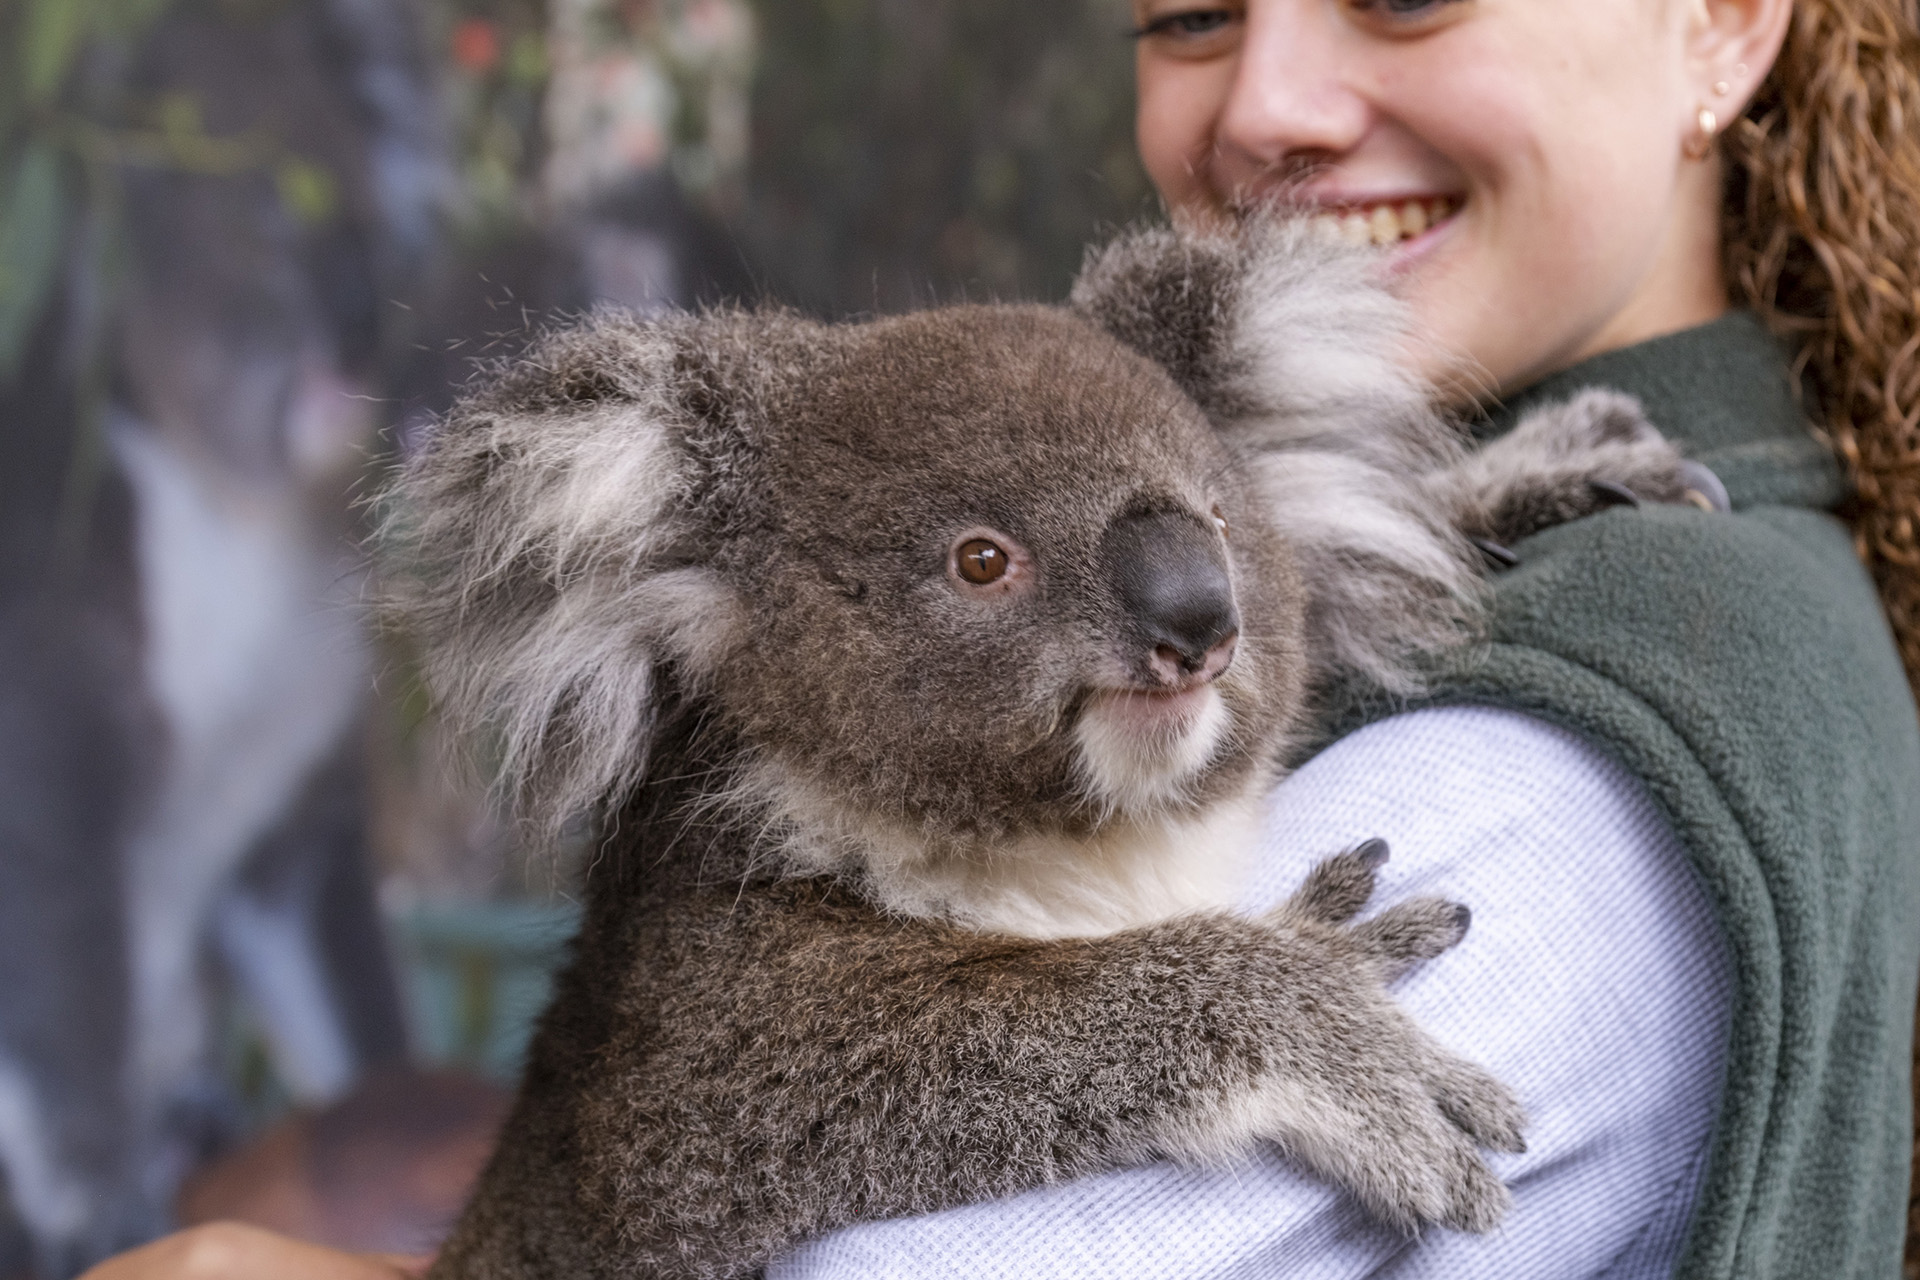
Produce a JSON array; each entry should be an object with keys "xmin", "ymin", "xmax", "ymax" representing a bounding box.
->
[{"xmin": 1102, "ymin": 510, "xmax": 1239, "ymax": 674}]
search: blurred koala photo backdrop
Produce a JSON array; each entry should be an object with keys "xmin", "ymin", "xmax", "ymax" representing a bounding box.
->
[{"xmin": 0, "ymin": 0, "xmax": 1149, "ymax": 1275}]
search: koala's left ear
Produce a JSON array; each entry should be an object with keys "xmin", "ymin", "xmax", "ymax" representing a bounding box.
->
[
  {"xmin": 1071, "ymin": 218, "xmax": 1484, "ymax": 694},
  {"xmin": 381, "ymin": 314, "xmax": 742, "ymax": 840},
  {"xmin": 1070, "ymin": 217, "xmax": 1439, "ymax": 447}
]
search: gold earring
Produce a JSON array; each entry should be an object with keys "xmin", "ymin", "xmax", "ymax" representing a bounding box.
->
[{"xmin": 1685, "ymin": 106, "xmax": 1718, "ymax": 159}]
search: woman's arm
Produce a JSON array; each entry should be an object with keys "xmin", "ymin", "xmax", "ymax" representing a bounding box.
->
[
  {"xmin": 770, "ymin": 705, "xmax": 1732, "ymax": 1279},
  {"xmin": 77, "ymin": 1223, "xmax": 428, "ymax": 1280}
]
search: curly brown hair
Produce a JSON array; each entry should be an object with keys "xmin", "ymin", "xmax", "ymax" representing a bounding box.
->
[
  {"xmin": 1721, "ymin": 0, "xmax": 1920, "ymax": 692},
  {"xmin": 1720, "ymin": 6, "xmax": 1920, "ymax": 1266}
]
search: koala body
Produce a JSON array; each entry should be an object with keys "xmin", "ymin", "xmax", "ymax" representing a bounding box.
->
[{"xmin": 391, "ymin": 222, "xmax": 1690, "ymax": 1280}]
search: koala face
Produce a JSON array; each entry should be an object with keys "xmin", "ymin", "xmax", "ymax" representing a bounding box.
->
[{"xmin": 696, "ymin": 306, "xmax": 1308, "ymax": 845}]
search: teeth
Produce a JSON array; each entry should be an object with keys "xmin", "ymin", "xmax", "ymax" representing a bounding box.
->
[
  {"xmin": 1307, "ymin": 196, "xmax": 1456, "ymax": 249},
  {"xmin": 1369, "ymin": 205, "xmax": 1400, "ymax": 245}
]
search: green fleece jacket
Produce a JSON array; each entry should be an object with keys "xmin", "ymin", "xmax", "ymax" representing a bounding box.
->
[{"xmin": 1412, "ymin": 313, "xmax": 1920, "ymax": 1277}]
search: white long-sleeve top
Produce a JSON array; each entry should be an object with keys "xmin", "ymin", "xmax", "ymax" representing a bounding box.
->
[{"xmin": 770, "ymin": 705, "xmax": 1733, "ymax": 1280}]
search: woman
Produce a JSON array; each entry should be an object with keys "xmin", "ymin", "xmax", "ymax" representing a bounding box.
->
[
  {"xmin": 82, "ymin": 0, "xmax": 1920, "ymax": 1276},
  {"xmin": 767, "ymin": 2, "xmax": 1917, "ymax": 1274}
]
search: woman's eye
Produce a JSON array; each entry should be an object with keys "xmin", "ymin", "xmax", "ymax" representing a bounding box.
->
[
  {"xmin": 1133, "ymin": 9, "xmax": 1234, "ymax": 38},
  {"xmin": 1121, "ymin": 5, "xmax": 1244, "ymax": 53},
  {"xmin": 1346, "ymin": 0, "xmax": 1467, "ymax": 26},
  {"xmin": 956, "ymin": 539, "xmax": 1010, "ymax": 585}
]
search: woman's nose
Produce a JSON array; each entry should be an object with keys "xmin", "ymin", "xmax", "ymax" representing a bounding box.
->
[{"xmin": 1214, "ymin": 1, "xmax": 1373, "ymax": 190}]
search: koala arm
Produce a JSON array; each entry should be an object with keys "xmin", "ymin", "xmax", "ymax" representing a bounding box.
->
[
  {"xmin": 480, "ymin": 852, "xmax": 1521, "ymax": 1280},
  {"xmin": 768, "ymin": 707, "xmax": 1733, "ymax": 1280},
  {"xmin": 1429, "ymin": 389, "xmax": 1703, "ymax": 551}
]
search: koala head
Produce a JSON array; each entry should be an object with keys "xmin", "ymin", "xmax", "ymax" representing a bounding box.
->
[
  {"xmin": 698, "ymin": 305, "xmax": 1309, "ymax": 847},
  {"xmin": 388, "ymin": 220, "xmax": 1478, "ymax": 880}
]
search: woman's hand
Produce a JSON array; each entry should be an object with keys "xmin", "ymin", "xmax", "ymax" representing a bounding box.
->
[{"xmin": 77, "ymin": 1223, "xmax": 432, "ymax": 1280}]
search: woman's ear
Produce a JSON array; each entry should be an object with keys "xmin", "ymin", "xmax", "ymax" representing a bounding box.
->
[
  {"xmin": 383, "ymin": 314, "xmax": 742, "ymax": 841},
  {"xmin": 1686, "ymin": 0, "xmax": 1793, "ymax": 119}
]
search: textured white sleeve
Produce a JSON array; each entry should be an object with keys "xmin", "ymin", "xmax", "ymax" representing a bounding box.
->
[{"xmin": 768, "ymin": 706, "xmax": 1733, "ymax": 1280}]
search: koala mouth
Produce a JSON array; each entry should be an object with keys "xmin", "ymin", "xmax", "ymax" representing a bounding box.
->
[
  {"xmin": 1088, "ymin": 682, "xmax": 1222, "ymax": 736},
  {"xmin": 1070, "ymin": 678, "xmax": 1233, "ymax": 818}
]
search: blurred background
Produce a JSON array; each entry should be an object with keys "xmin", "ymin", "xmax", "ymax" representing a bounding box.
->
[{"xmin": 0, "ymin": 0, "xmax": 1150, "ymax": 1274}]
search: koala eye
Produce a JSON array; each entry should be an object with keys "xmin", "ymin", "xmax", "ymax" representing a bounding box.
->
[
  {"xmin": 956, "ymin": 538, "xmax": 1010, "ymax": 584},
  {"xmin": 948, "ymin": 527, "xmax": 1032, "ymax": 596},
  {"xmin": 1211, "ymin": 507, "xmax": 1230, "ymax": 540}
]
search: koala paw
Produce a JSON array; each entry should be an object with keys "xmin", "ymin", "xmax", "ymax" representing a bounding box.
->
[
  {"xmin": 1243, "ymin": 842, "xmax": 1528, "ymax": 1234},
  {"xmin": 1441, "ymin": 389, "xmax": 1716, "ymax": 551}
]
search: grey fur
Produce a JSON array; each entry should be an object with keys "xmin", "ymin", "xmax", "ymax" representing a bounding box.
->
[
  {"xmin": 1430, "ymin": 387, "xmax": 1696, "ymax": 542},
  {"xmin": 387, "ymin": 219, "xmax": 1687, "ymax": 1279},
  {"xmin": 1072, "ymin": 221, "xmax": 1483, "ymax": 696}
]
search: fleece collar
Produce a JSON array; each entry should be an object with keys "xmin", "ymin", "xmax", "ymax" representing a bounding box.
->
[{"xmin": 1477, "ymin": 310, "xmax": 1847, "ymax": 512}]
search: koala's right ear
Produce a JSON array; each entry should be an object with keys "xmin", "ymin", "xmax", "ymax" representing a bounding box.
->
[{"xmin": 381, "ymin": 314, "xmax": 744, "ymax": 840}]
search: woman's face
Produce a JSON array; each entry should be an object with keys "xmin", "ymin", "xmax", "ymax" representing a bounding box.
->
[{"xmin": 1133, "ymin": 0, "xmax": 1737, "ymax": 394}]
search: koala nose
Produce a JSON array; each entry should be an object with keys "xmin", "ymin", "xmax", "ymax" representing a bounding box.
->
[{"xmin": 1102, "ymin": 510, "xmax": 1240, "ymax": 682}]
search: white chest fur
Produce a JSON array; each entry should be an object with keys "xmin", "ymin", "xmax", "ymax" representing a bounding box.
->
[{"xmin": 776, "ymin": 782, "xmax": 1268, "ymax": 940}]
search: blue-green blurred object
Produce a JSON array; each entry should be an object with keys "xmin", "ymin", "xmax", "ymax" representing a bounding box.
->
[{"xmin": 390, "ymin": 900, "xmax": 582, "ymax": 1082}]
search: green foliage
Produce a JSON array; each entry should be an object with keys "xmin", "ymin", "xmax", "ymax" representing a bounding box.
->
[
  {"xmin": 506, "ymin": 29, "xmax": 547, "ymax": 84},
  {"xmin": 275, "ymin": 155, "xmax": 339, "ymax": 227},
  {"xmin": 0, "ymin": 143, "xmax": 66, "ymax": 377},
  {"xmin": 0, "ymin": 0, "xmax": 182, "ymax": 373},
  {"xmin": 19, "ymin": 0, "xmax": 94, "ymax": 105},
  {"xmin": 0, "ymin": 0, "xmax": 324, "ymax": 373},
  {"xmin": 17, "ymin": 0, "xmax": 177, "ymax": 108},
  {"xmin": 436, "ymin": 0, "xmax": 551, "ymax": 240}
]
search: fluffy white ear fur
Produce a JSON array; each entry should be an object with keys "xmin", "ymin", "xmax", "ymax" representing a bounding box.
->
[
  {"xmin": 1072, "ymin": 220, "xmax": 1484, "ymax": 694},
  {"xmin": 383, "ymin": 320, "xmax": 740, "ymax": 839}
]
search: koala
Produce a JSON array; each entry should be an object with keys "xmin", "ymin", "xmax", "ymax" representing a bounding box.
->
[{"xmin": 386, "ymin": 219, "xmax": 1693, "ymax": 1280}]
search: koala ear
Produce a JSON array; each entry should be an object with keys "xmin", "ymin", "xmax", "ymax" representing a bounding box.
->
[
  {"xmin": 1072, "ymin": 219, "xmax": 1484, "ymax": 693},
  {"xmin": 1067, "ymin": 223, "xmax": 1249, "ymax": 415},
  {"xmin": 382, "ymin": 313, "xmax": 742, "ymax": 840}
]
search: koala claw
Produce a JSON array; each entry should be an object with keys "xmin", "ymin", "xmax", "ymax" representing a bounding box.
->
[
  {"xmin": 1355, "ymin": 836, "xmax": 1391, "ymax": 869},
  {"xmin": 1352, "ymin": 897, "xmax": 1474, "ymax": 978},
  {"xmin": 1426, "ymin": 1052, "xmax": 1529, "ymax": 1155},
  {"xmin": 1345, "ymin": 1047, "xmax": 1527, "ymax": 1235},
  {"xmin": 1286, "ymin": 841, "xmax": 1394, "ymax": 925},
  {"xmin": 1678, "ymin": 459, "xmax": 1732, "ymax": 512},
  {"xmin": 1256, "ymin": 849, "xmax": 1526, "ymax": 1234},
  {"xmin": 1587, "ymin": 478, "xmax": 1643, "ymax": 509},
  {"xmin": 1471, "ymin": 537, "xmax": 1521, "ymax": 568},
  {"xmin": 1277, "ymin": 1047, "xmax": 1524, "ymax": 1236}
]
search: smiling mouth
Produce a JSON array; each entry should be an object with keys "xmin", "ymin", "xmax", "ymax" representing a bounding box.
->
[{"xmin": 1309, "ymin": 196, "xmax": 1460, "ymax": 248}]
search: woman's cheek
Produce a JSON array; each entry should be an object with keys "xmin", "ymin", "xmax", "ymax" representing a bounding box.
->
[
  {"xmin": 1136, "ymin": 60, "xmax": 1232, "ymax": 218},
  {"xmin": 1397, "ymin": 126, "xmax": 1656, "ymax": 388}
]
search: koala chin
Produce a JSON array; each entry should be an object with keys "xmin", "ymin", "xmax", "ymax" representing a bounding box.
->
[{"xmin": 388, "ymin": 217, "xmax": 1694, "ymax": 1280}]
